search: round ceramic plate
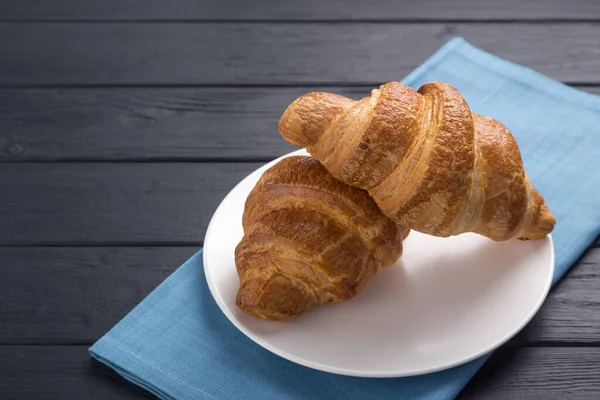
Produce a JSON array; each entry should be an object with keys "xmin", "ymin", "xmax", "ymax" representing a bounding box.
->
[{"xmin": 203, "ymin": 149, "xmax": 554, "ymax": 378}]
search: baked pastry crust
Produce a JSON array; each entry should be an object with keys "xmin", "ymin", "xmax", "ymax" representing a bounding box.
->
[
  {"xmin": 235, "ymin": 156, "xmax": 408, "ymax": 320},
  {"xmin": 279, "ymin": 81, "xmax": 555, "ymax": 241}
]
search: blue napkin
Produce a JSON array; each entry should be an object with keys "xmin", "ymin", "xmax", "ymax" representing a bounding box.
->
[{"xmin": 90, "ymin": 38, "xmax": 600, "ymax": 400}]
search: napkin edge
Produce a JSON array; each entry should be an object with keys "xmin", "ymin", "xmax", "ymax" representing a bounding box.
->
[{"xmin": 403, "ymin": 37, "xmax": 600, "ymax": 111}]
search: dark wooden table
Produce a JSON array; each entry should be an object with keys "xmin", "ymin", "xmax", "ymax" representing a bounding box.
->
[{"xmin": 1, "ymin": 1, "xmax": 600, "ymax": 399}]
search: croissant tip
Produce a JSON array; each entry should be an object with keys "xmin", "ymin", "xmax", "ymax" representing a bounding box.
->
[
  {"xmin": 236, "ymin": 272, "xmax": 314, "ymax": 321},
  {"xmin": 236, "ymin": 298, "xmax": 300, "ymax": 321},
  {"xmin": 518, "ymin": 206, "xmax": 556, "ymax": 241},
  {"xmin": 279, "ymin": 91, "xmax": 356, "ymax": 149},
  {"xmin": 278, "ymin": 95, "xmax": 311, "ymax": 147}
]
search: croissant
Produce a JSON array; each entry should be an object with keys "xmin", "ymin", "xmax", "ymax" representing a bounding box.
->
[
  {"xmin": 278, "ymin": 81, "xmax": 555, "ymax": 241},
  {"xmin": 235, "ymin": 156, "xmax": 409, "ymax": 320}
]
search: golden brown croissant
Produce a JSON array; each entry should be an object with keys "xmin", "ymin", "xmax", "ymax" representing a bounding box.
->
[
  {"xmin": 278, "ymin": 81, "xmax": 555, "ymax": 241},
  {"xmin": 235, "ymin": 156, "xmax": 409, "ymax": 320}
]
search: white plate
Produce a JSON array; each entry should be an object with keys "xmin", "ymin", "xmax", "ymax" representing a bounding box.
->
[{"xmin": 203, "ymin": 149, "xmax": 554, "ymax": 378}]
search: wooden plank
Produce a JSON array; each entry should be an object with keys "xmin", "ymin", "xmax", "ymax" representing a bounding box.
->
[
  {"xmin": 0, "ymin": 247, "xmax": 197, "ymax": 344},
  {"xmin": 1, "ymin": 0, "xmax": 599, "ymax": 21},
  {"xmin": 2, "ymin": 23, "xmax": 600, "ymax": 85},
  {"xmin": 517, "ymin": 246, "xmax": 600, "ymax": 344},
  {"xmin": 0, "ymin": 87, "xmax": 365, "ymax": 161},
  {"xmin": 459, "ymin": 347, "xmax": 600, "ymax": 399},
  {"xmin": 0, "ymin": 162, "xmax": 260, "ymax": 245},
  {"xmin": 1, "ymin": 163, "xmax": 597, "ymax": 247},
  {"xmin": 1, "ymin": 345, "xmax": 599, "ymax": 399},
  {"xmin": 2, "ymin": 85, "xmax": 600, "ymax": 162},
  {"xmin": 0, "ymin": 345, "xmax": 154, "ymax": 399},
  {"xmin": 0, "ymin": 247, "xmax": 598, "ymax": 344}
]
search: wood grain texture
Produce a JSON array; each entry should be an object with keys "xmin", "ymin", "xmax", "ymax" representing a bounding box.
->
[
  {"xmin": 3, "ymin": 86, "xmax": 600, "ymax": 162},
  {"xmin": 1, "ymin": 161, "xmax": 599, "ymax": 247},
  {"xmin": 0, "ymin": 163, "xmax": 260, "ymax": 245},
  {"xmin": 519, "ymin": 246, "xmax": 600, "ymax": 344},
  {"xmin": 0, "ymin": 346, "xmax": 154, "ymax": 399},
  {"xmin": 0, "ymin": 87, "xmax": 364, "ymax": 161},
  {"xmin": 0, "ymin": 247, "xmax": 598, "ymax": 344},
  {"xmin": 2, "ymin": 23, "xmax": 600, "ymax": 85},
  {"xmin": 2, "ymin": 162, "xmax": 598, "ymax": 247},
  {"xmin": 1, "ymin": 0, "xmax": 600, "ymax": 21},
  {"xmin": 0, "ymin": 247, "xmax": 197, "ymax": 344},
  {"xmin": 1, "ymin": 346, "xmax": 599, "ymax": 399},
  {"xmin": 460, "ymin": 347, "xmax": 600, "ymax": 399}
]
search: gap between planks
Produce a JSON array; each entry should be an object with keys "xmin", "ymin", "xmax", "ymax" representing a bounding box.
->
[
  {"xmin": 2, "ymin": 82, "xmax": 600, "ymax": 89},
  {"xmin": 2, "ymin": 19, "xmax": 600, "ymax": 24}
]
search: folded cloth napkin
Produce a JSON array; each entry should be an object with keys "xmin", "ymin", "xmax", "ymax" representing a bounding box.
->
[{"xmin": 90, "ymin": 37, "xmax": 600, "ymax": 400}]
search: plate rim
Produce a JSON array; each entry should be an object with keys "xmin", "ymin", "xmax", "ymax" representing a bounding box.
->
[{"xmin": 203, "ymin": 149, "xmax": 555, "ymax": 378}]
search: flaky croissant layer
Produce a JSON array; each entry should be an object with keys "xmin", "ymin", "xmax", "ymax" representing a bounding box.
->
[
  {"xmin": 279, "ymin": 81, "xmax": 555, "ymax": 241},
  {"xmin": 235, "ymin": 156, "xmax": 409, "ymax": 321}
]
